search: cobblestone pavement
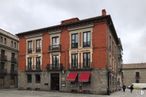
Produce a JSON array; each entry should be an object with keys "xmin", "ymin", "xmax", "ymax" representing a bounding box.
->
[{"xmin": 0, "ymin": 89, "xmax": 145, "ymax": 97}]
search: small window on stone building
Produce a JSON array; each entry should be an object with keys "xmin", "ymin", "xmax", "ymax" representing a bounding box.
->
[
  {"xmin": 4, "ymin": 38, "xmax": 7, "ymax": 44},
  {"xmin": 0, "ymin": 36, "xmax": 3, "ymax": 43},
  {"xmin": 11, "ymin": 40, "xmax": 13, "ymax": 47},
  {"xmin": 136, "ymin": 72, "xmax": 140, "ymax": 78},
  {"xmin": 27, "ymin": 74, "xmax": 32, "ymax": 83},
  {"xmin": 135, "ymin": 72, "xmax": 140, "ymax": 83},
  {"xmin": 14, "ymin": 42, "xmax": 17, "ymax": 48},
  {"xmin": 35, "ymin": 74, "xmax": 41, "ymax": 83}
]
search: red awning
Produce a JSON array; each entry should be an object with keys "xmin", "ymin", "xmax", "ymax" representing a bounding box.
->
[
  {"xmin": 66, "ymin": 72, "xmax": 78, "ymax": 81},
  {"xmin": 79, "ymin": 71, "xmax": 91, "ymax": 82}
]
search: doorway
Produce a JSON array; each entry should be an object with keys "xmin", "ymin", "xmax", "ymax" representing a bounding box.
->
[{"xmin": 51, "ymin": 73, "xmax": 59, "ymax": 90}]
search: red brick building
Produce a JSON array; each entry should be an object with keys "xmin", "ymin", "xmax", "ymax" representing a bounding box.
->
[{"xmin": 17, "ymin": 9, "xmax": 122, "ymax": 94}]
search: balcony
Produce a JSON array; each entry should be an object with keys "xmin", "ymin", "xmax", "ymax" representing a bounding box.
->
[
  {"xmin": 27, "ymin": 48, "xmax": 32, "ymax": 54},
  {"xmin": 69, "ymin": 63, "xmax": 92, "ymax": 71},
  {"xmin": 25, "ymin": 66, "xmax": 42, "ymax": 72},
  {"xmin": 0, "ymin": 54, "xmax": 7, "ymax": 62},
  {"xmin": 36, "ymin": 47, "xmax": 41, "ymax": 53},
  {"xmin": 71, "ymin": 43, "xmax": 78, "ymax": 48},
  {"xmin": 11, "ymin": 57, "xmax": 17, "ymax": 63},
  {"xmin": 49, "ymin": 44, "xmax": 61, "ymax": 52},
  {"xmin": 10, "ymin": 69, "xmax": 17, "ymax": 75},
  {"xmin": 0, "ymin": 69, "xmax": 7, "ymax": 75},
  {"xmin": 46, "ymin": 64, "xmax": 63, "ymax": 71}
]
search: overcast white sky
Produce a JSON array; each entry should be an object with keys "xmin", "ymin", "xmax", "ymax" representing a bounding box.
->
[{"xmin": 0, "ymin": 0, "xmax": 146, "ymax": 64}]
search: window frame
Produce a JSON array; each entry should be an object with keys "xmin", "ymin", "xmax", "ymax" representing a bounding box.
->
[
  {"xmin": 83, "ymin": 52, "xmax": 90, "ymax": 68},
  {"xmin": 71, "ymin": 33, "xmax": 78, "ymax": 48},
  {"xmin": 27, "ymin": 40, "xmax": 33, "ymax": 53},
  {"xmin": 71, "ymin": 53, "xmax": 78, "ymax": 69},
  {"xmin": 27, "ymin": 74, "xmax": 32, "ymax": 83},
  {"xmin": 52, "ymin": 55, "xmax": 59, "ymax": 69},
  {"xmin": 35, "ymin": 74, "xmax": 41, "ymax": 83},
  {"xmin": 36, "ymin": 56, "xmax": 41, "ymax": 70},
  {"xmin": 83, "ymin": 31, "xmax": 91, "ymax": 47},
  {"xmin": 27, "ymin": 57, "xmax": 32, "ymax": 70},
  {"xmin": 36, "ymin": 39, "xmax": 41, "ymax": 52}
]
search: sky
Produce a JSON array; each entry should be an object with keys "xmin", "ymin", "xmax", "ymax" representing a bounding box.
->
[{"xmin": 0, "ymin": 0, "xmax": 146, "ymax": 64}]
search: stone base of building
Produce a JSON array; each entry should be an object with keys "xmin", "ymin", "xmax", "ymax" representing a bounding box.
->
[
  {"xmin": 18, "ymin": 69, "xmax": 118, "ymax": 95},
  {"xmin": 0, "ymin": 74, "xmax": 17, "ymax": 89}
]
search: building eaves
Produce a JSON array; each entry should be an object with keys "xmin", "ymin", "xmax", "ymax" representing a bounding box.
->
[
  {"xmin": 16, "ymin": 15, "xmax": 120, "ymax": 46},
  {"xmin": 16, "ymin": 15, "xmax": 109, "ymax": 36},
  {"xmin": 123, "ymin": 63, "xmax": 146, "ymax": 69},
  {"xmin": 0, "ymin": 28, "xmax": 19, "ymax": 41}
]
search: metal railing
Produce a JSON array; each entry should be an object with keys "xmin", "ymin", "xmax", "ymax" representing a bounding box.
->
[
  {"xmin": 0, "ymin": 54, "xmax": 7, "ymax": 62},
  {"xmin": 46, "ymin": 64, "xmax": 63, "ymax": 71},
  {"xmin": 49, "ymin": 44, "xmax": 61, "ymax": 52}
]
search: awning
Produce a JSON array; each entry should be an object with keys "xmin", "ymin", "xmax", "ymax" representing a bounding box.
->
[
  {"xmin": 79, "ymin": 71, "xmax": 91, "ymax": 82},
  {"xmin": 66, "ymin": 72, "xmax": 78, "ymax": 81}
]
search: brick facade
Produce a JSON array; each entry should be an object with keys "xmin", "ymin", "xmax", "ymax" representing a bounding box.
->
[{"xmin": 17, "ymin": 10, "xmax": 122, "ymax": 94}]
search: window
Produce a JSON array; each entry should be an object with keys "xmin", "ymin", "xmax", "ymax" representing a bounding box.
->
[
  {"xmin": 52, "ymin": 55, "xmax": 59, "ymax": 69},
  {"xmin": 28, "ymin": 41, "xmax": 32, "ymax": 53},
  {"xmin": 36, "ymin": 56, "xmax": 41, "ymax": 70},
  {"xmin": 0, "ymin": 62, "xmax": 5, "ymax": 70},
  {"xmin": 83, "ymin": 52, "xmax": 90, "ymax": 68},
  {"xmin": 27, "ymin": 57, "xmax": 32, "ymax": 70},
  {"xmin": 35, "ymin": 74, "xmax": 41, "ymax": 83},
  {"xmin": 52, "ymin": 36, "xmax": 59, "ymax": 46},
  {"xmin": 11, "ymin": 53, "xmax": 15, "ymax": 58},
  {"xmin": 11, "ymin": 63, "xmax": 15, "ymax": 72},
  {"xmin": 14, "ymin": 42, "xmax": 17, "ymax": 48},
  {"xmin": 4, "ymin": 38, "xmax": 7, "ymax": 44},
  {"xmin": 11, "ymin": 41, "xmax": 13, "ymax": 47},
  {"xmin": 135, "ymin": 72, "xmax": 140, "ymax": 83},
  {"xmin": 36, "ymin": 39, "xmax": 41, "ymax": 52},
  {"xmin": 109, "ymin": 36, "xmax": 112, "ymax": 52},
  {"xmin": 71, "ymin": 53, "xmax": 78, "ymax": 69},
  {"xmin": 71, "ymin": 33, "xmax": 78, "ymax": 48},
  {"xmin": 83, "ymin": 31, "xmax": 91, "ymax": 47},
  {"xmin": 11, "ymin": 53, "xmax": 16, "ymax": 63},
  {"xmin": 27, "ymin": 74, "xmax": 32, "ymax": 83},
  {"xmin": 136, "ymin": 72, "xmax": 140, "ymax": 78},
  {"xmin": 0, "ymin": 36, "xmax": 3, "ymax": 43}
]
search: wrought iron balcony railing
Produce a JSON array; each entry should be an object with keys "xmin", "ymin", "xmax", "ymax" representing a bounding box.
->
[
  {"xmin": 27, "ymin": 48, "xmax": 33, "ymax": 54},
  {"xmin": 36, "ymin": 47, "xmax": 41, "ymax": 53},
  {"xmin": 0, "ymin": 69, "xmax": 7, "ymax": 75},
  {"xmin": 0, "ymin": 54, "xmax": 7, "ymax": 62},
  {"xmin": 11, "ymin": 57, "xmax": 17, "ymax": 63},
  {"xmin": 25, "ymin": 67, "xmax": 42, "ymax": 72},
  {"xmin": 46, "ymin": 64, "xmax": 63, "ymax": 71},
  {"xmin": 49, "ymin": 44, "xmax": 61, "ymax": 52}
]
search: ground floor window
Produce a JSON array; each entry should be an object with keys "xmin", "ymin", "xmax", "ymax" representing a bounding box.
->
[
  {"xmin": 35, "ymin": 74, "xmax": 41, "ymax": 83},
  {"xmin": 27, "ymin": 74, "xmax": 32, "ymax": 83}
]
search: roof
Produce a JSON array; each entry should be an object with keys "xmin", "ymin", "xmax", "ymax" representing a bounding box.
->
[
  {"xmin": 123, "ymin": 63, "xmax": 146, "ymax": 69},
  {"xmin": 16, "ymin": 15, "xmax": 121, "ymax": 46},
  {"xmin": 0, "ymin": 28, "xmax": 19, "ymax": 41}
]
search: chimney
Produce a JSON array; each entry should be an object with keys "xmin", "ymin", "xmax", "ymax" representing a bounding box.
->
[
  {"xmin": 102, "ymin": 9, "xmax": 106, "ymax": 16},
  {"xmin": 61, "ymin": 18, "xmax": 79, "ymax": 25}
]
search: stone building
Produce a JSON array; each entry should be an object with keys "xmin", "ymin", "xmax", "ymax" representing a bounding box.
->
[
  {"xmin": 123, "ymin": 63, "xmax": 146, "ymax": 86},
  {"xmin": 0, "ymin": 29, "xmax": 19, "ymax": 88},
  {"xmin": 17, "ymin": 9, "xmax": 122, "ymax": 94}
]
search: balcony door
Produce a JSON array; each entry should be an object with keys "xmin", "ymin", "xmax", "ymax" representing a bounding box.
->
[{"xmin": 52, "ymin": 55, "xmax": 59, "ymax": 69}]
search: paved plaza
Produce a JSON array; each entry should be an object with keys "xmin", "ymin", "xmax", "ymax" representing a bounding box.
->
[{"xmin": 0, "ymin": 89, "xmax": 145, "ymax": 97}]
